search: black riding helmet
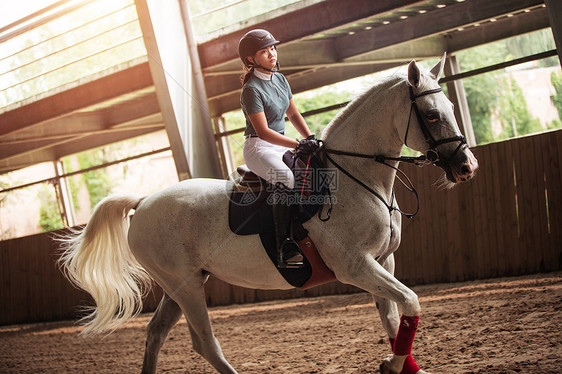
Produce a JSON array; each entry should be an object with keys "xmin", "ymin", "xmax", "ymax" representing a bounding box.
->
[{"xmin": 238, "ymin": 29, "xmax": 280, "ymax": 71}]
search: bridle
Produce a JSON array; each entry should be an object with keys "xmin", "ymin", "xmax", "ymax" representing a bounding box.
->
[
  {"xmin": 320, "ymin": 84, "xmax": 468, "ymax": 220},
  {"xmin": 405, "ymin": 85, "xmax": 466, "ymax": 168}
]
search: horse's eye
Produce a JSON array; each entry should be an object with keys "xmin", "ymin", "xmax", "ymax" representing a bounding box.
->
[{"xmin": 426, "ymin": 112, "xmax": 439, "ymax": 123}]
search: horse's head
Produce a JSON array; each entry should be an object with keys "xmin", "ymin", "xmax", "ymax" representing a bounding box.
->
[{"xmin": 404, "ymin": 56, "xmax": 478, "ymax": 187}]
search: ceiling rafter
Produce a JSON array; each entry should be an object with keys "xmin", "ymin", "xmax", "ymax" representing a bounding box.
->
[
  {"xmin": 0, "ymin": 62, "xmax": 153, "ymax": 137},
  {"xmin": 198, "ymin": 0, "xmax": 426, "ymax": 70},
  {"xmin": 334, "ymin": 0, "xmax": 545, "ymax": 60},
  {"xmin": 203, "ymin": 0, "xmax": 550, "ymax": 117},
  {"xmin": 1, "ymin": 0, "xmax": 555, "ymax": 174},
  {"xmin": 0, "ymin": 126, "xmax": 163, "ymax": 174}
]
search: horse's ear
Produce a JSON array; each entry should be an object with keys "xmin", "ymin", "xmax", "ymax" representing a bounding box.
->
[
  {"xmin": 408, "ymin": 60, "xmax": 421, "ymax": 88},
  {"xmin": 429, "ymin": 52, "xmax": 447, "ymax": 81}
]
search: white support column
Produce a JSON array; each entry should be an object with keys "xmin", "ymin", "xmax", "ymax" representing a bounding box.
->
[
  {"xmin": 444, "ymin": 55, "xmax": 477, "ymax": 146},
  {"xmin": 135, "ymin": 0, "xmax": 222, "ymax": 180},
  {"xmin": 179, "ymin": 1, "xmax": 222, "ymax": 178},
  {"xmin": 545, "ymin": 0, "xmax": 562, "ymax": 66},
  {"xmin": 53, "ymin": 160, "xmax": 76, "ymax": 227}
]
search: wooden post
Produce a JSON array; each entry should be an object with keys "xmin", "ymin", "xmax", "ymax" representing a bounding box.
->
[
  {"xmin": 444, "ymin": 55, "xmax": 477, "ymax": 146},
  {"xmin": 53, "ymin": 160, "xmax": 75, "ymax": 227},
  {"xmin": 545, "ymin": 0, "xmax": 562, "ymax": 66}
]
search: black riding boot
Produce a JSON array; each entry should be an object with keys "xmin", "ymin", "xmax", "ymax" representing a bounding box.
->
[{"xmin": 272, "ymin": 190, "xmax": 304, "ymax": 268}]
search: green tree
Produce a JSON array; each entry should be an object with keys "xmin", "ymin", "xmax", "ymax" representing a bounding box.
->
[
  {"xmin": 78, "ymin": 150, "xmax": 114, "ymax": 209},
  {"xmin": 548, "ymin": 71, "xmax": 562, "ymax": 130},
  {"xmin": 0, "ymin": 181, "xmax": 15, "ymax": 239},
  {"xmin": 458, "ymin": 43, "xmax": 506, "ymax": 144},
  {"xmin": 499, "ymin": 77, "xmax": 543, "ymax": 139},
  {"xmin": 37, "ymin": 184, "xmax": 63, "ymax": 232},
  {"xmin": 293, "ymin": 89, "xmax": 354, "ymax": 136},
  {"xmin": 505, "ymin": 29, "xmax": 559, "ymax": 68},
  {"xmin": 457, "ymin": 30, "xmax": 554, "ymax": 144},
  {"xmin": 551, "ymin": 71, "xmax": 562, "ymax": 117}
]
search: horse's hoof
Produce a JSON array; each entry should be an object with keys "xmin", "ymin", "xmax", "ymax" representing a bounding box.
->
[{"xmin": 379, "ymin": 360, "xmax": 399, "ymax": 374}]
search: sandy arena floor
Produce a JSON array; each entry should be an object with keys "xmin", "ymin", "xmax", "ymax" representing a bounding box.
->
[{"xmin": 1, "ymin": 272, "xmax": 561, "ymax": 373}]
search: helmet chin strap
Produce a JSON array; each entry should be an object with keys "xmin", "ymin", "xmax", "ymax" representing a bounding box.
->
[{"xmin": 248, "ymin": 61, "xmax": 280, "ymax": 73}]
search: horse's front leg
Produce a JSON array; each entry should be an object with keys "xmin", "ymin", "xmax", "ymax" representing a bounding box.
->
[
  {"xmin": 373, "ymin": 254, "xmax": 428, "ymax": 374},
  {"xmin": 337, "ymin": 254, "xmax": 422, "ymax": 374}
]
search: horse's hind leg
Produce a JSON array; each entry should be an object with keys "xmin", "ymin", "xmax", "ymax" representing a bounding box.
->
[
  {"xmin": 170, "ymin": 278, "xmax": 237, "ymax": 374},
  {"xmin": 141, "ymin": 293, "xmax": 182, "ymax": 374}
]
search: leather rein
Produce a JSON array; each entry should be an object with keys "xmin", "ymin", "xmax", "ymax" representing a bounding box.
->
[{"xmin": 320, "ymin": 84, "xmax": 467, "ymax": 220}]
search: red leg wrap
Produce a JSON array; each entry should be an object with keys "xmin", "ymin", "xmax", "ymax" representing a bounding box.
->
[
  {"xmin": 401, "ymin": 354, "xmax": 421, "ymax": 374},
  {"xmin": 393, "ymin": 315, "xmax": 420, "ymax": 356},
  {"xmin": 389, "ymin": 338, "xmax": 421, "ymax": 374}
]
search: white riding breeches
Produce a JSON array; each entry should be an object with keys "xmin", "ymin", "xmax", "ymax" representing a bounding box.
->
[{"xmin": 243, "ymin": 137, "xmax": 295, "ymax": 189}]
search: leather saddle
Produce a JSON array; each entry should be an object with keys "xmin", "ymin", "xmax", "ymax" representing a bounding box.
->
[
  {"xmin": 233, "ymin": 164, "xmax": 265, "ymax": 191},
  {"xmin": 228, "ymin": 150, "xmax": 327, "ymax": 235},
  {"xmin": 227, "ymin": 151, "xmax": 336, "ymax": 289}
]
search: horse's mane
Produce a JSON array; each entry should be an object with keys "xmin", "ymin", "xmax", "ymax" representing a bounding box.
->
[{"xmin": 322, "ymin": 73, "xmax": 405, "ymax": 139}]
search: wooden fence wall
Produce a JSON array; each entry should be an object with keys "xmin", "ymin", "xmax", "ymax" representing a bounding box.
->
[
  {"xmin": 395, "ymin": 129, "xmax": 561, "ymax": 284},
  {"xmin": 1, "ymin": 130, "xmax": 560, "ymax": 325}
]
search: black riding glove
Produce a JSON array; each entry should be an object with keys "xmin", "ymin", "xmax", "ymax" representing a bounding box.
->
[{"xmin": 296, "ymin": 135, "xmax": 321, "ymax": 156}]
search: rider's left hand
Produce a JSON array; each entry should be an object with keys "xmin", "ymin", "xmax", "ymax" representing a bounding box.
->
[{"xmin": 296, "ymin": 135, "xmax": 321, "ymax": 156}]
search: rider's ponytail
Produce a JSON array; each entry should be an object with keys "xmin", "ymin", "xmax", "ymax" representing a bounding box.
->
[{"xmin": 241, "ymin": 66, "xmax": 254, "ymax": 85}]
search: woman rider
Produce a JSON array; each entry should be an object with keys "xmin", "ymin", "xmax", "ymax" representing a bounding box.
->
[{"xmin": 238, "ymin": 29, "xmax": 319, "ymax": 268}]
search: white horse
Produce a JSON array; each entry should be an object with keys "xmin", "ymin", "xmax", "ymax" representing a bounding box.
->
[{"xmin": 59, "ymin": 56, "xmax": 478, "ymax": 374}]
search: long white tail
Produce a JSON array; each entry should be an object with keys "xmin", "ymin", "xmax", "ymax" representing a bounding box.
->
[{"xmin": 58, "ymin": 194, "xmax": 152, "ymax": 335}]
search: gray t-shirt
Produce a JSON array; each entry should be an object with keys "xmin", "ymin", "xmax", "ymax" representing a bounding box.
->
[{"xmin": 240, "ymin": 72, "xmax": 293, "ymax": 137}]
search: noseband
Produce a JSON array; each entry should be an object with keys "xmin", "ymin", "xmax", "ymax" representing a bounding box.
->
[{"xmin": 321, "ymin": 84, "xmax": 468, "ymax": 220}]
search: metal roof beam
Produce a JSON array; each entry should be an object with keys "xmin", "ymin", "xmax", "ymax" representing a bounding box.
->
[
  {"xmin": 198, "ymin": 0, "xmax": 425, "ymax": 70},
  {"xmin": 546, "ymin": 0, "xmax": 562, "ymax": 62},
  {"xmin": 207, "ymin": 62, "xmax": 401, "ymax": 117},
  {"xmin": 0, "ymin": 123, "xmax": 162, "ymax": 161},
  {"xmin": 204, "ymin": 37, "xmax": 444, "ymax": 113},
  {"xmin": 204, "ymin": 37, "xmax": 442, "ymax": 79},
  {"xmin": 445, "ymin": 7, "xmax": 550, "ymax": 53},
  {"xmin": 1, "ymin": 122, "xmax": 162, "ymax": 146},
  {"xmin": 336, "ymin": 37, "xmax": 445, "ymax": 64},
  {"xmin": 204, "ymin": 0, "xmax": 548, "ymax": 116},
  {"xmin": 0, "ymin": 126, "xmax": 162, "ymax": 174},
  {"xmin": 0, "ymin": 113, "xmax": 105, "ymax": 144},
  {"xmin": 0, "ymin": 62, "xmax": 153, "ymax": 137},
  {"xmin": 1, "ymin": 93, "xmax": 161, "ymax": 142},
  {"xmin": 334, "ymin": 0, "xmax": 545, "ymax": 61}
]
